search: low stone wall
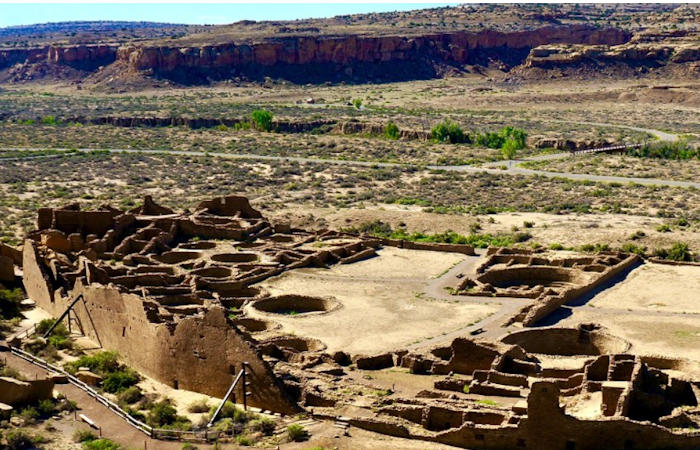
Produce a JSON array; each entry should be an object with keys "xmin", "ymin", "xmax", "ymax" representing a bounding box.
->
[
  {"xmin": 0, "ymin": 376, "xmax": 54, "ymax": 406},
  {"xmin": 521, "ymin": 253, "xmax": 640, "ymax": 326},
  {"xmin": 373, "ymin": 237, "xmax": 475, "ymax": 256}
]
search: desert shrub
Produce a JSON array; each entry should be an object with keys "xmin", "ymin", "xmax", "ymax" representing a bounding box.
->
[
  {"xmin": 187, "ymin": 399, "xmax": 210, "ymax": 413},
  {"xmin": 248, "ymin": 417, "xmax": 276, "ymax": 435},
  {"xmin": 147, "ymin": 400, "xmax": 178, "ymax": 427},
  {"xmin": 41, "ymin": 115, "xmax": 59, "ymax": 125},
  {"xmin": 384, "ymin": 121, "xmax": 400, "ymax": 140},
  {"xmin": 431, "ymin": 120, "xmax": 467, "ymax": 144},
  {"xmin": 6, "ymin": 430, "xmax": 37, "ymax": 450},
  {"xmin": 73, "ymin": 429, "xmax": 98, "ymax": 443},
  {"xmin": 342, "ymin": 221, "xmax": 529, "ymax": 248},
  {"xmin": 667, "ymin": 242, "xmax": 692, "ymax": 261},
  {"xmin": 35, "ymin": 318, "xmax": 57, "ymax": 335},
  {"xmin": 352, "ymin": 98, "xmax": 363, "ymax": 109},
  {"xmin": 236, "ymin": 434, "xmax": 253, "ymax": 446},
  {"xmin": 287, "ymin": 423, "xmax": 309, "ymax": 442},
  {"xmin": 0, "ymin": 288, "xmax": 24, "ymax": 319},
  {"xmin": 65, "ymin": 351, "xmax": 121, "ymax": 375},
  {"xmin": 213, "ymin": 417, "xmax": 235, "ymax": 433},
  {"xmin": 82, "ymin": 438, "xmax": 122, "ymax": 450},
  {"xmin": 37, "ymin": 399, "xmax": 56, "ymax": 416},
  {"xmin": 102, "ymin": 369, "xmax": 139, "ymax": 394},
  {"xmin": 209, "ymin": 401, "xmax": 250, "ymax": 423},
  {"xmin": 250, "ymin": 110, "xmax": 273, "ymax": 132},
  {"xmin": 627, "ymin": 139, "xmax": 698, "ymax": 160},
  {"xmin": 19, "ymin": 406, "xmax": 39, "ymax": 423},
  {"xmin": 116, "ymin": 385, "xmax": 142, "ymax": 404},
  {"xmin": 656, "ymin": 224, "xmax": 671, "ymax": 232},
  {"xmin": 629, "ymin": 230, "xmax": 645, "ymax": 240},
  {"xmin": 620, "ymin": 243, "xmax": 646, "ymax": 255},
  {"xmin": 35, "ymin": 318, "xmax": 73, "ymax": 353}
]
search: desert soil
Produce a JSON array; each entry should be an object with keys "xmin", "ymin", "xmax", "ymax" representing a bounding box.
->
[
  {"xmin": 253, "ymin": 247, "xmax": 498, "ymax": 354},
  {"xmin": 589, "ymin": 263, "xmax": 700, "ymax": 314}
]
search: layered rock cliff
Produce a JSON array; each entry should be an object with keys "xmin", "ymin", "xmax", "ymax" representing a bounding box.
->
[
  {"xmin": 114, "ymin": 25, "xmax": 632, "ymax": 83},
  {"xmin": 2, "ymin": 23, "xmax": 697, "ymax": 86}
]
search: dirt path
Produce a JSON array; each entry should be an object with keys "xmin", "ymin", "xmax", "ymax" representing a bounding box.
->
[
  {"xmin": 0, "ymin": 349, "xmax": 187, "ymax": 450},
  {"xmin": 3, "ymin": 138, "xmax": 697, "ymax": 189},
  {"xmin": 409, "ymin": 252, "xmax": 530, "ymax": 350}
]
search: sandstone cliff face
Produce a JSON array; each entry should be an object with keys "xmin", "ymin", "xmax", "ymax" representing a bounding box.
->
[
  {"xmin": 117, "ymin": 25, "xmax": 631, "ymax": 73},
  {"xmin": 47, "ymin": 45, "xmax": 117, "ymax": 70},
  {"xmin": 0, "ymin": 24, "xmax": 633, "ymax": 84},
  {"xmin": 0, "ymin": 45, "xmax": 117, "ymax": 70}
]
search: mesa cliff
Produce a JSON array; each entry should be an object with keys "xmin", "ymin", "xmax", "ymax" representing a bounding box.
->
[
  {"xmin": 115, "ymin": 25, "xmax": 631, "ymax": 83},
  {"xmin": 0, "ymin": 4, "xmax": 697, "ymax": 87},
  {"xmin": 0, "ymin": 25, "xmax": 636, "ymax": 85}
]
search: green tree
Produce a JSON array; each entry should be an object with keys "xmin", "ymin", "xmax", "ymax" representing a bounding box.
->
[
  {"xmin": 384, "ymin": 121, "xmax": 400, "ymax": 140},
  {"xmin": 352, "ymin": 98, "xmax": 363, "ymax": 109},
  {"xmin": 431, "ymin": 120, "xmax": 467, "ymax": 144},
  {"xmin": 250, "ymin": 110, "xmax": 273, "ymax": 132},
  {"xmin": 501, "ymin": 138, "xmax": 519, "ymax": 160}
]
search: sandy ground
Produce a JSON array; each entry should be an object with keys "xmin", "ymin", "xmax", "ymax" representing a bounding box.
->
[
  {"xmin": 589, "ymin": 263, "xmax": 700, "ymax": 314},
  {"xmin": 282, "ymin": 421, "xmax": 460, "ymax": 450},
  {"xmin": 561, "ymin": 311, "xmax": 700, "ymax": 362},
  {"xmin": 253, "ymin": 247, "xmax": 498, "ymax": 354},
  {"xmin": 273, "ymin": 206, "xmax": 700, "ymax": 251}
]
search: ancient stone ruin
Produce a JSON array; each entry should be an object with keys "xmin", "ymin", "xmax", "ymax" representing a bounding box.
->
[{"xmin": 9, "ymin": 195, "xmax": 700, "ymax": 448}]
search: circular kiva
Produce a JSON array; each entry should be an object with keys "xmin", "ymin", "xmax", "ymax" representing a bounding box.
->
[
  {"xmin": 234, "ymin": 317, "xmax": 279, "ymax": 333},
  {"xmin": 264, "ymin": 335, "xmax": 327, "ymax": 352},
  {"xmin": 501, "ymin": 327, "xmax": 631, "ymax": 356},
  {"xmin": 154, "ymin": 250, "xmax": 202, "ymax": 264},
  {"xmin": 251, "ymin": 295, "xmax": 341, "ymax": 316}
]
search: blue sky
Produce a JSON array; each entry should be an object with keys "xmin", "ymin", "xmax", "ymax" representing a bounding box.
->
[{"xmin": 0, "ymin": 3, "xmax": 460, "ymax": 28}]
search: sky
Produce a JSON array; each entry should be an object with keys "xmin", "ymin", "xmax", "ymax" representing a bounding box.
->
[{"xmin": 0, "ymin": 3, "xmax": 461, "ymax": 28}]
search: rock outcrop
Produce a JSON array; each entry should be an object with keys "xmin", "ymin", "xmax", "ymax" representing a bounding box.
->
[
  {"xmin": 115, "ymin": 25, "xmax": 631, "ymax": 83},
  {"xmin": 0, "ymin": 24, "xmax": 634, "ymax": 85}
]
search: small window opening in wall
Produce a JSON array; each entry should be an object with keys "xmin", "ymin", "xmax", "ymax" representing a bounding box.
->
[
  {"xmin": 566, "ymin": 440, "xmax": 576, "ymax": 450},
  {"xmin": 624, "ymin": 440, "xmax": 635, "ymax": 450},
  {"xmin": 476, "ymin": 434, "xmax": 484, "ymax": 440},
  {"xmin": 122, "ymin": 327, "xmax": 126, "ymax": 337},
  {"xmin": 517, "ymin": 439, "xmax": 526, "ymax": 447}
]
